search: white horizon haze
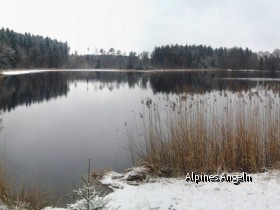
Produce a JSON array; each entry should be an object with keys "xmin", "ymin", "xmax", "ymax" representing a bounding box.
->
[{"xmin": 0, "ymin": 0, "xmax": 280, "ymax": 55}]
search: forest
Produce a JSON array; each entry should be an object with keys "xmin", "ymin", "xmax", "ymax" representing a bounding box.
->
[
  {"xmin": 1, "ymin": 28, "xmax": 280, "ymax": 71},
  {"xmin": 0, "ymin": 28, "xmax": 69, "ymax": 68}
]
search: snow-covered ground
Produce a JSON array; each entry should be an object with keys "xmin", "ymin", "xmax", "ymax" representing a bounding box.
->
[
  {"xmin": 40, "ymin": 168, "xmax": 280, "ymax": 210},
  {"xmin": 1, "ymin": 168, "xmax": 279, "ymax": 210}
]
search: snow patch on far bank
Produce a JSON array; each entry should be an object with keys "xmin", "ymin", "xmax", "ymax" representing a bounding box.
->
[
  {"xmin": 0, "ymin": 69, "xmax": 150, "ymax": 76},
  {"xmin": 2, "ymin": 70, "xmax": 48, "ymax": 75}
]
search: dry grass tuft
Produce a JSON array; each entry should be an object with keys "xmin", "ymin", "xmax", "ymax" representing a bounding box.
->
[{"xmin": 0, "ymin": 163, "xmax": 48, "ymax": 210}]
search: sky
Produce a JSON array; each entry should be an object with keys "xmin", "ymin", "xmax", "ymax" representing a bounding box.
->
[{"xmin": 0, "ymin": 0, "xmax": 280, "ymax": 55}]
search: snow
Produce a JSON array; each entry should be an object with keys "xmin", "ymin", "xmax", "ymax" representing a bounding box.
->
[
  {"xmin": 1, "ymin": 70, "xmax": 48, "ymax": 75},
  {"xmin": 0, "ymin": 69, "xmax": 151, "ymax": 76},
  {"xmin": 100, "ymin": 169, "xmax": 280, "ymax": 210},
  {"xmin": 0, "ymin": 69, "xmax": 270, "ymax": 76},
  {"xmin": 43, "ymin": 208, "xmax": 65, "ymax": 210},
  {"xmin": 39, "ymin": 168, "xmax": 280, "ymax": 210},
  {"xmin": 1, "ymin": 169, "xmax": 280, "ymax": 209},
  {"xmin": 0, "ymin": 203, "xmax": 31, "ymax": 210}
]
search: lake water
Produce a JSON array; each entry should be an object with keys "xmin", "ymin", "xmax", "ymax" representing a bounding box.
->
[{"xmin": 0, "ymin": 69, "xmax": 280, "ymax": 205}]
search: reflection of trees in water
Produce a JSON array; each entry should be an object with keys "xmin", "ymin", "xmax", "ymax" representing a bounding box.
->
[
  {"xmin": 67, "ymin": 71, "xmax": 149, "ymax": 89},
  {"xmin": 0, "ymin": 72, "xmax": 150, "ymax": 111},
  {"xmin": 0, "ymin": 73, "xmax": 68, "ymax": 111},
  {"xmin": 149, "ymin": 71, "xmax": 280, "ymax": 94},
  {"xmin": 0, "ymin": 71, "xmax": 280, "ymax": 111}
]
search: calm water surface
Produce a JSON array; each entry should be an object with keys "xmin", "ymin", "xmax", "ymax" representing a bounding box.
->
[{"xmin": 0, "ymin": 70, "xmax": 280, "ymax": 205}]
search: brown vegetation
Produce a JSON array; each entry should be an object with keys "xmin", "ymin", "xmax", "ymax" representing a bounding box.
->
[
  {"xmin": 128, "ymin": 89, "xmax": 280, "ymax": 175},
  {"xmin": 0, "ymin": 163, "xmax": 48, "ymax": 210}
]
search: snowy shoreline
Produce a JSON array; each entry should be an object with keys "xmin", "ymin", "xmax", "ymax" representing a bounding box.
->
[
  {"xmin": 42, "ymin": 167, "xmax": 280, "ymax": 210},
  {"xmin": 0, "ymin": 68, "xmax": 271, "ymax": 76},
  {"xmin": 1, "ymin": 167, "xmax": 279, "ymax": 209}
]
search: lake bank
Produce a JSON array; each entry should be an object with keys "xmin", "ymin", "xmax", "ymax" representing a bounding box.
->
[
  {"xmin": 93, "ymin": 168, "xmax": 280, "ymax": 210},
  {"xmin": 1, "ymin": 167, "xmax": 280, "ymax": 210}
]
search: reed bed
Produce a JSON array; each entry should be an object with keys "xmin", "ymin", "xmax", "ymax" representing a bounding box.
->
[{"xmin": 128, "ymin": 89, "xmax": 280, "ymax": 174}]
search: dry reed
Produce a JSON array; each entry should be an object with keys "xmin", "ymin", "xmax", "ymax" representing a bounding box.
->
[
  {"xmin": 128, "ymin": 89, "xmax": 280, "ymax": 175},
  {"xmin": 0, "ymin": 163, "xmax": 48, "ymax": 210}
]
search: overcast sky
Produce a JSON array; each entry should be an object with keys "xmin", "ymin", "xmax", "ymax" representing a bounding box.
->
[{"xmin": 0, "ymin": 0, "xmax": 279, "ymax": 54}]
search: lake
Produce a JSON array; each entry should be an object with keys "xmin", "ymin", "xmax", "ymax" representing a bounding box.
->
[{"xmin": 0, "ymin": 69, "xmax": 280, "ymax": 205}]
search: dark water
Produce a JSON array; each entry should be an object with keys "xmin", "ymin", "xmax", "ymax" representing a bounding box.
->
[{"xmin": 0, "ymin": 69, "xmax": 280, "ymax": 205}]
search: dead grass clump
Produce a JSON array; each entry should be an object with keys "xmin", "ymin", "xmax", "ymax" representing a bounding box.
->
[{"xmin": 0, "ymin": 164, "xmax": 48, "ymax": 210}]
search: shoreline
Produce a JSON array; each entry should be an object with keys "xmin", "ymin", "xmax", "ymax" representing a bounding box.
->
[
  {"xmin": 0, "ymin": 68, "xmax": 277, "ymax": 76},
  {"xmin": 1, "ymin": 166, "xmax": 280, "ymax": 209},
  {"xmin": 46, "ymin": 167, "xmax": 280, "ymax": 210}
]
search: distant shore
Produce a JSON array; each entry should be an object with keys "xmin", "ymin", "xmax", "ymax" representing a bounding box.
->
[{"xmin": 1, "ymin": 68, "xmax": 275, "ymax": 76}]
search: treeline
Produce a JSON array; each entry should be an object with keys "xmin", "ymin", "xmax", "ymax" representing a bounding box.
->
[
  {"xmin": 69, "ymin": 45, "xmax": 280, "ymax": 71},
  {"xmin": 1, "ymin": 28, "xmax": 280, "ymax": 71},
  {"xmin": 68, "ymin": 49, "xmax": 150, "ymax": 70},
  {"xmin": 151, "ymin": 44, "xmax": 280, "ymax": 71},
  {"xmin": 0, "ymin": 28, "xmax": 69, "ymax": 69}
]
